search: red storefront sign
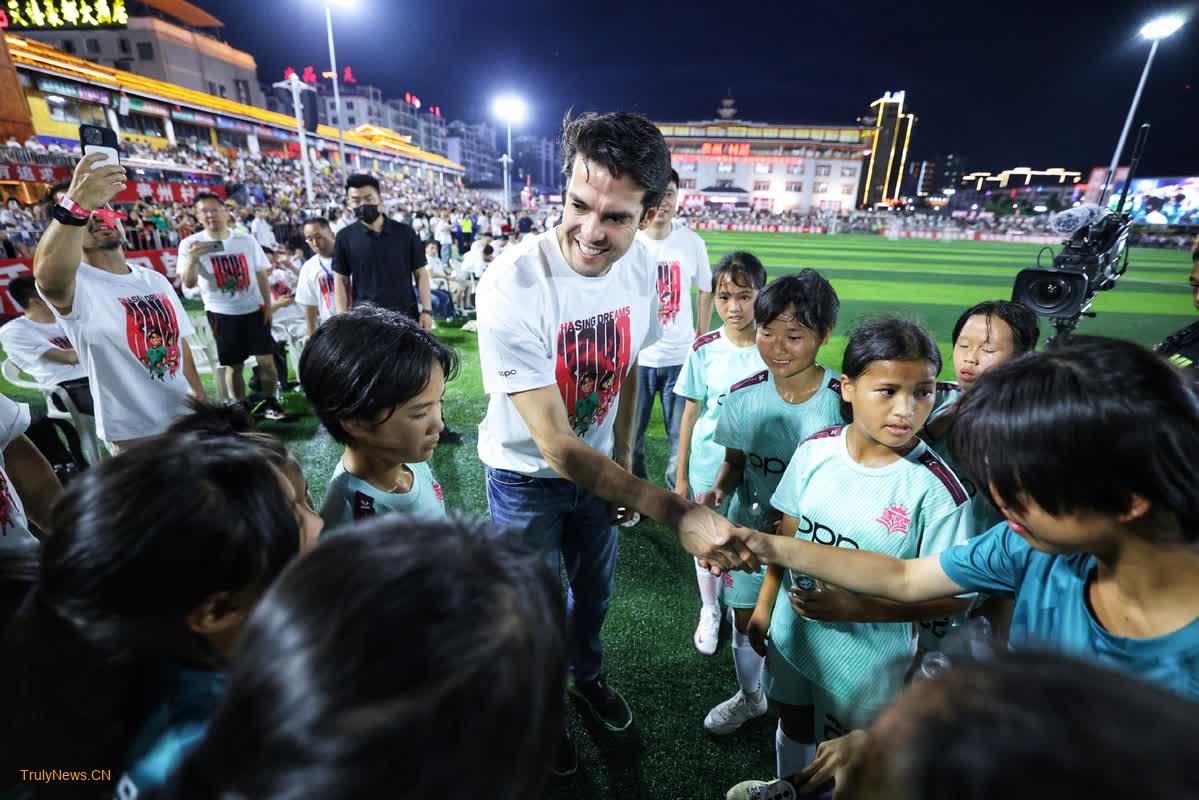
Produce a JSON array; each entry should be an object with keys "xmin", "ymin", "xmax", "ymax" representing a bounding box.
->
[
  {"xmin": 117, "ymin": 181, "xmax": 226, "ymax": 204},
  {"xmin": 0, "ymin": 249, "xmax": 181, "ymax": 316}
]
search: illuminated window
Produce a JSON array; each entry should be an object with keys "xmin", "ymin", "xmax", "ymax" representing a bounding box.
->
[
  {"xmin": 715, "ymin": 179, "xmax": 734, "ymax": 188},
  {"xmin": 841, "ymin": 166, "xmax": 856, "ymax": 177},
  {"xmin": 754, "ymin": 163, "xmax": 771, "ymax": 175},
  {"xmin": 815, "ymin": 182, "xmax": 829, "ymax": 194},
  {"xmin": 787, "ymin": 164, "xmax": 803, "ymax": 175},
  {"xmin": 785, "ymin": 181, "xmax": 802, "ymax": 192},
  {"xmin": 815, "ymin": 165, "xmax": 831, "ymax": 176},
  {"xmin": 716, "ymin": 162, "xmax": 734, "ymax": 174},
  {"xmin": 753, "ymin": 180, "xmax": 770, "ymax": 191},
  {"xmin": 677, "ymin": 161, "xmax": 697, "ymax": 172},
  {"xmin": 842, "ymin": 184, "xmax": 855, "ymax": 195},
  {"xmin": 47, "ymin": 97, "xmax": 106, "ymax": 126},
  {"xmin": 680, "ymin": 178, "xmax": 696, "ymax": 189}
]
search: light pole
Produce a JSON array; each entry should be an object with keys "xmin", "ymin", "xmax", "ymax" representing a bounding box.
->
[
  {"xmin": 323, "ymin": 1, "xmax": 350, "ymax": 182},
  {"xmin": 272, "ymin": 73, "xmax": 316, "ymax": 206},
  {"xmin": 1099, "ymin": 13, "xmax": 1185, "ymax": 205},
  {"xmin": 492, "ymin": 94, "xmax": 527, "ymax": 214}
]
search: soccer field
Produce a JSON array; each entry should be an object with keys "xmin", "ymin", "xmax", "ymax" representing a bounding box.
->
[{"xmin": 5, "ymin": 233, "xmax": 1194, "ymax": 799}]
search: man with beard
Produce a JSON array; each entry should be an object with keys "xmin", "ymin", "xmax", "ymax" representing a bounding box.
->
[{"xmin": 32, "ymin": 161, "xmax": 204, "ymax": 450}]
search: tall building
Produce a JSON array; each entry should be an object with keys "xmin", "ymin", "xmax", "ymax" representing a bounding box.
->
[
  {"xmin": 936, "ymin": 152, "xmax": 968, "ymax": 194},
  {"xmin": 859, "ymin": 90, "xmax": 916, "ymax": 208},
  {"xmin": 902, "ymin": 158, "xmax": 938, "ymax": 199},
  {"xmin": 655, "ymin": 96, "xmax": 875, "ymax": 215},
  {"xmin": 513, "ymin": 134, "xmax": 561, "ymax": 192},
  {"xmin": 446, "ymin": 120, "xmax": 500, "ymax": 185},
  {"xmin": 19, "ymin": 0, "xmax": 265, "ymax": 107}
]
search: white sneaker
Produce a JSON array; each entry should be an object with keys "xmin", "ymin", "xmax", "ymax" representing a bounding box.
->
[
  {"xmin": 618, "ymin": 511, "xmax": 641, "ymax": 528},
  {"xmin": 694, "ymin": 605, "xmax": 721, "ymax": 656},
  {"xmin": 704, "ymin": 689, "xmax": 768, "ymax": 735},
  {"xmin": 726, "ymin": 779, "xmax": 796, "ymax": 800}
]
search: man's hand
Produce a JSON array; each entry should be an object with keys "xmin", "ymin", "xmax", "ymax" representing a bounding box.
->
[
  {"xmin": 66, "ymin": 153, "xmax": 127, "ymax": 211},
  {"xmin": 788, "ymin": 584, "xmax": 869, "ymax": 623},
  {"xmin": 261, "ymin": 305, "xmax": 273, "ymax": 326},
  {"xmin": 419, "ymin": 310, "xmax": 434, "ymax": 331},
  {"xmin": 794, "ymin": 730, "xmax": 868, "ymax": 797},
  {"xmin": 609, "ymin": 450, "xmax": 633, "ymax": 523},
  {"xmin": 676, "ymin": 504, "xmax": 760, "ymax": 574},
  {"xmin": 746, "ymin": 606, "xmax": 771, "ymax": 657}
]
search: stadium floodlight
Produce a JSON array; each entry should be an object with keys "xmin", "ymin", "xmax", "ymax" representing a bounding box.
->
[
  {"xmin": 1140, "ymin": 14, "xmax": 1185, "ymax": 40},
  {"xmin": 1098, "ymin": 14, "xmax": 1184, "ymax": 204},
  {"xmin": 493, "ymin": 94, "xmax": 528, "ymax": 213},
  {"xmin": 320, "ymin": 0, "xmax": 354, "ymax": 181}
]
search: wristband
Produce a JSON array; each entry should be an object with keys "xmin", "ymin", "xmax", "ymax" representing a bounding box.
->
[
  {"xmin": 58, "ymin": 194, "xmax": 92, "ymax": 219},
  {"xmin": 420, "ymin": 309, "xmax": 432, "ymax": 316}
]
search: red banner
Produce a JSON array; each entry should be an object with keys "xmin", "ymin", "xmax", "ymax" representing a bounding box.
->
[
  {"xmin": 0, "ymin": 163, "xmax": 71, "ymax": 183},
  {"xmin": 0, "ymin": 249, "xmax": 180, "ymax": 317},
  {"xmin": 117, "ymin": 181, "xmax": 226, "ymax": 204}
]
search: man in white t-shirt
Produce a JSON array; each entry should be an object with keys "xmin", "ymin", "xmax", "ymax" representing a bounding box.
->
[
  {"xmin": 250, "ymin": 208, "xmax": 278, "ymax": 251},
  {"xmin": 0, "ymin": 393, "xmax": 62, "ymax": 549},
  {"xmin": 34, "ymin": 155, "xmax": 205, "ymax": 449},
  {"xmin": 630, "ymin": 170, "xmax": 712, "ymax": 493},
  {"xmin": 0, "ymin": 276, "xmax": 92, "ymax": 415},
  {"xmin": 178, "ymin": 193, "xmax": 284, "ymax": 419},
  {"xmin": 476, "ymin": 111, "xmax": 759, "ymax": 776},
  {"xmin": 296, "ymin": 217, "xmax": 338, "ymax": 336}
]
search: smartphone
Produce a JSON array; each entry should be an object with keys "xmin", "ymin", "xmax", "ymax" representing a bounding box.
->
[
  {"xmin": 203, "ymin": 240, "xmax": 225, "ymax": 253},
  {"xmin": 79, "ymin": 124, "xmax": 121, "ymax": 168}
]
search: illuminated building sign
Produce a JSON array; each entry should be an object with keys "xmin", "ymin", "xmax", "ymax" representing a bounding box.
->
[
  {"xmin": 1, "ymin": 0, "xmax": 128, "ymax": 29},
  {"xmin": 171, "ymin": 108, "xmax": 217, "ymax": 126},
  {"xmin": 284, "ymin": 66, "xmax": 358, "ymax": 85},
  {"xmin": 673, "ymin": 153, "xmax": 804, "ymax": 166},
  {"xmin": 702, "ymin": 142, "xmax": 751, "ymax": 157},
  {"xmin": 36, "ymin": 77, "xmax": 110, "ymax": 105}
]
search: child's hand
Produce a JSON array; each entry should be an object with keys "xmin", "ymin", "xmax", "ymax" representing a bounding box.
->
[
  {"xmin": 674, "ymin": 478, "xmax": 690, "ymax": 500},
  {"xmin": 746, "ymin": 607, "xmax": 771, "ymax": 657},
  {"xmin": 794, "ymin": 729, "xmax": 868, "ymax": 797},
  {"xmin": 789, "ymin": 585, "xmax": 868, "ymax": 623},
  {"xmin": 695, "ymin": 487, "xmax": 725, "ymax": 509}
]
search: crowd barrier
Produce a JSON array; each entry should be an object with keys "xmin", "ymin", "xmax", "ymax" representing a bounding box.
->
[
  {"xmin": 878, "ymin": 228, "xmax": 1061, "ymax": 245},
  {"xmin": 0, "ymin": 249, "xmax": 179, "ymax": 317},
  {"xmin": 688, "ymin": 223, "xmax": 829, "ymax": 233}
]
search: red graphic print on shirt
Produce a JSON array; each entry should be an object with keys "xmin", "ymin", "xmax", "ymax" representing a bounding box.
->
[
  {"xmin": 656, "ymin": 260, "xmax": 682, "ymax": 326},
  {"xmin": 210, "ymin": 253, "xmax": 251, "ymax": 296},
  {"xmin": 121, "ymin": 294, "xmax": 182, "ymax": 381},
  {"xmin": 0, "ymin": 472, "xmax": 13, "ymax": 534},
  {"xmin": 556, "ymin": 307, "xmax": 632, "ymax": 437},
  {"xmin": 49, "ymin": 336, "xmax": 74, "ymax": 351}
]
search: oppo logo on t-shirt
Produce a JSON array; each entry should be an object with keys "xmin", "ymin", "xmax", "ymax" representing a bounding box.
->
[{"xmin": 498, "ymin": 369, "xmax": 517, "ymax": 377}]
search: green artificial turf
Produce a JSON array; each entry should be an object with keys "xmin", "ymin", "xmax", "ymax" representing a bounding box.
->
[{"xmin": 3, "ymin": 234, "xmax": 1192, "ymax": 799}]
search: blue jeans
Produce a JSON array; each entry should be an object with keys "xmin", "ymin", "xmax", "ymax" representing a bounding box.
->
[
  {"xmin": 632, "ymin": 363, "xmax": 685, "ymax": 489},
  {"xmin": 485, "ymin": 466, "xmax": 618, "ymax": 683}
]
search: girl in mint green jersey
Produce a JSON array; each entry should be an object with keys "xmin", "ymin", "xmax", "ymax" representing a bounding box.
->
[
  {"xmin": 299, "ymin": 306, "xmax": 459, "ymax": 528},
  {"xmin": 699, "ymin": 270, "xmax": 843, "ymax": 738},
  {"xmin": 673, "ymin": 252, "xmax": 767, "ymax": 658},
  {"xmin": 749, "ymin": 318, "xmax": 975, "ymax": 780}
]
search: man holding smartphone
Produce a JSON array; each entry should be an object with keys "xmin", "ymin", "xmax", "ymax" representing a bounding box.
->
[{"xmin": 178, "ymin": 192, "xmax": 286, "ymax": 420}]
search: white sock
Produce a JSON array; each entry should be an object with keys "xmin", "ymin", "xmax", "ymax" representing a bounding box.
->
[
  {"xmin": 732, "ymin": 628, "xmax": 764, "ymax": 698},
  {"xmin": 695, "ymin": 557, "xmax": 720, "ymax": 608},
  {"xmin": 775, "ymin": 721, "xmax": 813, "ymax": 780}
]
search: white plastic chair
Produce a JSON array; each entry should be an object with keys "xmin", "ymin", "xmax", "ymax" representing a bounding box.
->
[
  {"xmin": 1, "ymin": 359, "xmax": 103, "ymax": 465},
  {"xmin": 187, "ymin": 316, "xmax": 257, "ymax": 403}
]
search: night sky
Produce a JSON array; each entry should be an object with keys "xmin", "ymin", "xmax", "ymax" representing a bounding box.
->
[{"xmin": 198, "ymin": 0, "xmax": 1199, "ymax": 176}]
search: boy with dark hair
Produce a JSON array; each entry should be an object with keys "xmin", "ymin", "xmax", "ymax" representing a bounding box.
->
[{"xmin": 299, "ymin": 306, "xmax": 458, "ymax": 527}]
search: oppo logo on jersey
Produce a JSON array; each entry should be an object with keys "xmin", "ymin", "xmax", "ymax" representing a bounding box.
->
[
  {"xmin": 796, "ymin": 514, "xmax": 860, "ymax": 550},
  {"xmin": 747, "ymin": 452, "xmax": 787, "ymax": 475}
]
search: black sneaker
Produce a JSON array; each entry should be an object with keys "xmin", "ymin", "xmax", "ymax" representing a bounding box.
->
[
  {"xmin": 438, "ymin": 426, "xmax": 463, "ymax": 445},
  {"xmin": 551, "ymin": 728, "xmax": 577, "ymax": 777},
  {"xmin": 569, "ymin": 674, "xmax": 633, "ymax": 732}
]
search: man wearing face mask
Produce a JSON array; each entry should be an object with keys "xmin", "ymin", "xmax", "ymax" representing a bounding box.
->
[{"xmin": 331, "ymin": 174, "xmax": 432, "ymax": 331}]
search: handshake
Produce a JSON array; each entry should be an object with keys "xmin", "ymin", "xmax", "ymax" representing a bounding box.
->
[{"xmin": 672, "ymin": 498, "xmax": 779, "ymax": 575}]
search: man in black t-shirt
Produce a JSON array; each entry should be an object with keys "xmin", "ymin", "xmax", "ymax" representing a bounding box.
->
[{"xmin": 332, "ymin": 174, "xmax": 433, "ymax": 331}]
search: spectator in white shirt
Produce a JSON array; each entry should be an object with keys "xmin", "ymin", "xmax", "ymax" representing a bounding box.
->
[
  {"xmin": 250, "ymin": 208, "xmax": 279, "ymax": 251},
  {"xmin": 0, "ymin": 276, "xmax": 92, "ymax": 415}
]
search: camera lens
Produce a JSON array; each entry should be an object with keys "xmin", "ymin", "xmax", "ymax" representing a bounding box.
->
[{"xmin": 1030, "ymin": 278, "xmax": 1067, "ymax": 308}]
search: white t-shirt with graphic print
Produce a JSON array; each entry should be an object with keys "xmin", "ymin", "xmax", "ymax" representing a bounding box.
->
[
  {"xmin": 476, "ymin": 229, "xmax": 664, "ymax": 478},
  {"xmin": 176, "ymin": 230, "xmax": 270, "ymax": 315},
  {"xmin": 0, "ymin": 316, "xmax": 88, "ymax": 386},
  {"xmin": 634, "ymin": 226, "xmax": 712, "ymax": 368},
  {"xmin": 0, "ymin": 394, "xmax": 34, "ymax": 549},
  {"xmin": 295, "ymin": 253, "xmax": 337, "ymax": 325},
  {"xmin": 40, "ymin": 263, "xmax": 195, "ymax": 443}
]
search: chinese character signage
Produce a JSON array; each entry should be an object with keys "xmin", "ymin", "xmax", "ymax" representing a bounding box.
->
[
  {"xmin": 284, "ymin": 66, "xmax": 358, "ymax": 85},
  {"xmin": 0, "ymin": 0, "xmax": 128, "ymax": 29}
]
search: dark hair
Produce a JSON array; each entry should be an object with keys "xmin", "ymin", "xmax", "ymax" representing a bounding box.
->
[
  {"xmin": 840, "ymin": 318, "xmax": 942, "ymax": 422},
  {"xmin": 6, "ymin": 275, "xmax": 38, "ymax": 309},
  {"xmin": 193, "ymin": 192, "xmax": 223, "ymax": 207},
  {"xmin": 482, "ymin": 244, "xmax": 494, "ymax": 257},
  {"xmin": 47, "ymin": 181, "xmax": 71, "ymax": 204},
  {"xmin": 302, "ymin": 216, "xmax": 331, "ymax": 230},
  {"xmin": 952, "ymin": 336, "xmax": 1199, "ymax": 538},
  {"xmin": 560, "ymin": 111, "xmax": 672, "ymax": 217},
  {"xmin": 847, "ymin": 649, "xmax": 1199, "ymax": 800},
  {"xmin": 0, "ymin": 433, "xmax": 301, "ymax": 790},
  {"xmin": 669, "ymin": 169, "xmax": 680, "ymax": 188},
  {"xmin": 345, "ymin": 173, "xmax": 381, "ymax": 196},
  {"xmin": 753, "ymin": 269, "xmax": 839, "ymax": 338},
  {"xmin": 711, "ymin": 251, "xmax": 768, "ymax": 293},
  {"xmin": 299, "ymin": 305, "xmax": 459, "ymax": 446},
  {"xmin": 159, "ymin": 515, "xmax": 567, "ymax": 800},
  {"xmin": 951, "ymin": 300, "xmax": 1040, "ymax": 355},
  {"xmin": 166, "ymin": 398, "xmax": 293, "ymax": 469}
]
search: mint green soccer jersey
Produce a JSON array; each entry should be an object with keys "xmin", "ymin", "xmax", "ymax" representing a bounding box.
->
[
  {"xmin": 767, "ymin": 425, "xmax": 974, "ymax": 707},
  {"xmin": 713, "ymin": 366, "xmax": 843, "ymax": 531},
  {"xmin": 672, "ymin": 326, "xmax": 765, "ymax": 493},
  {"xmin": 321, "ymin": 460, "xmax": 447, "ymax": 529}
]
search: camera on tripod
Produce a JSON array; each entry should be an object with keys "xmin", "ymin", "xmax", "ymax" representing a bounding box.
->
[{"xmin": 1011, "ymin": 205, "xmax": 1128, "ymax": 325}]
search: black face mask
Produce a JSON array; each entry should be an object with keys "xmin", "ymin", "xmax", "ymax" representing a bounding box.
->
[{"xmin": 354, "ymin": 204, "xmax": 381, "ymax": 224}]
